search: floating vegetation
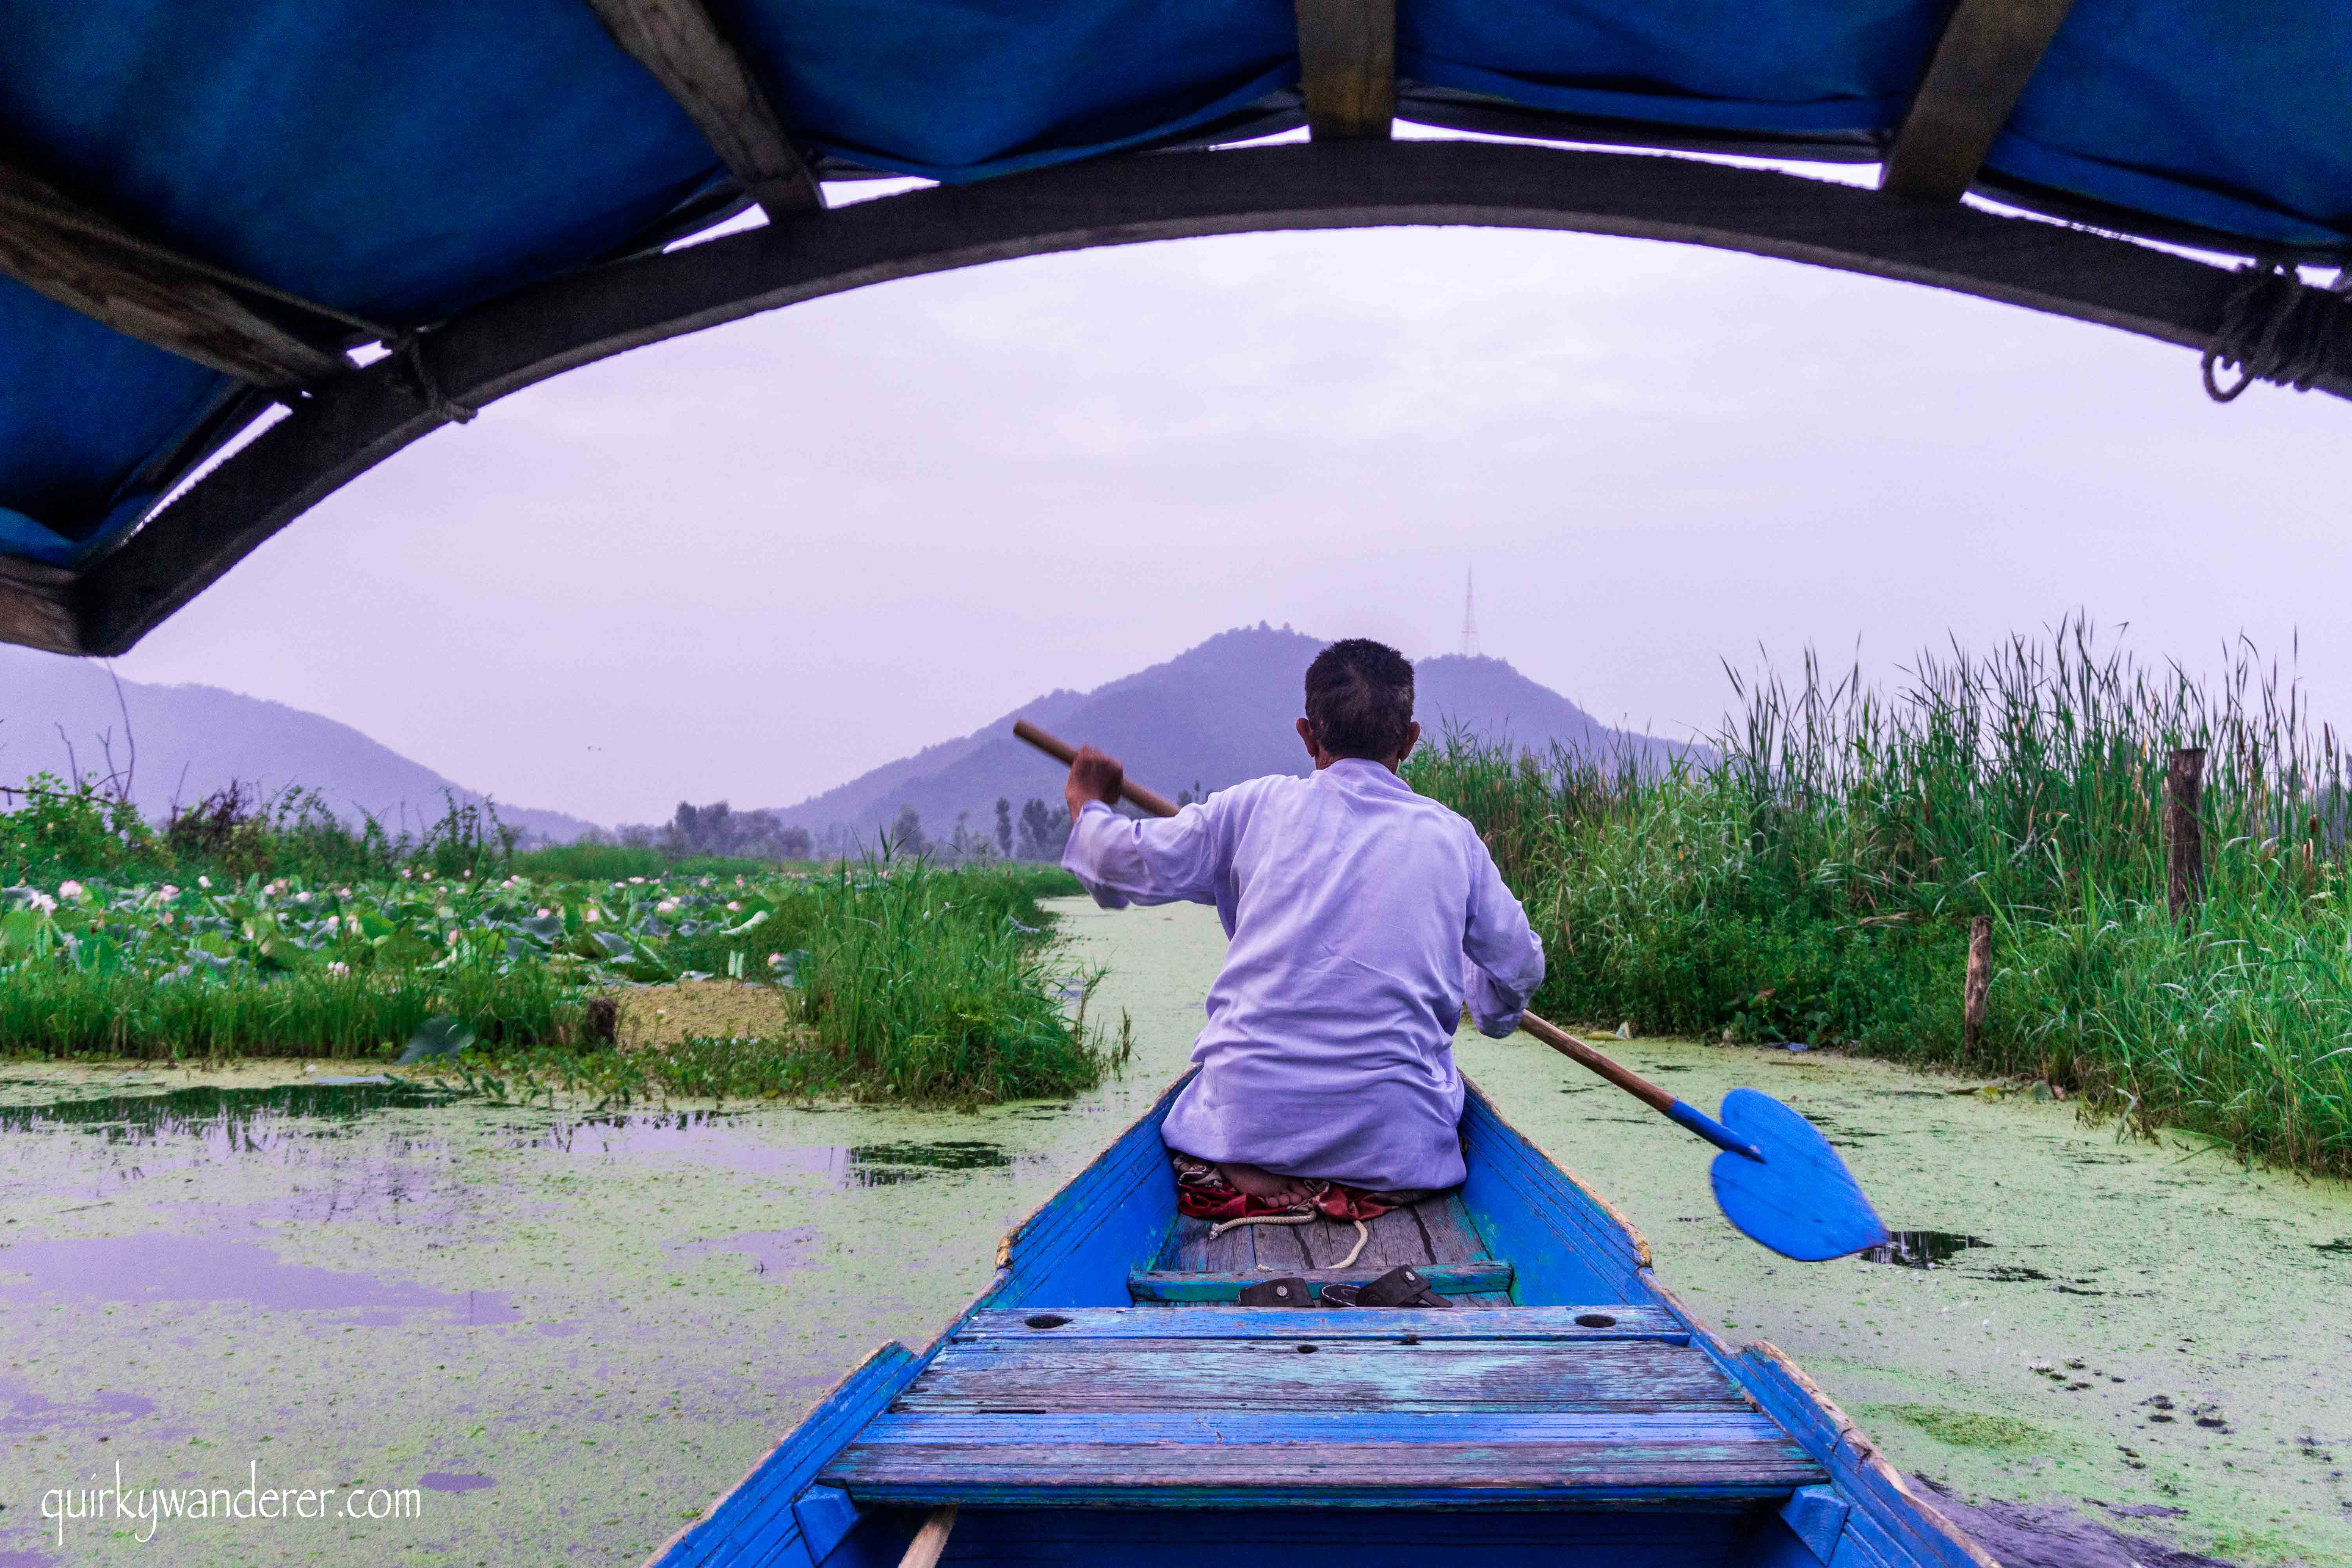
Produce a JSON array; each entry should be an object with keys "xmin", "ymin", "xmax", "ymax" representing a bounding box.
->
[
  {"xmin": 0, "ymin": 851, "xmax": 1109, "ymax": 1104},
  {"xmin": 1864, "ymin": 1404, "xmax": 2060, "ymax": 1452}
]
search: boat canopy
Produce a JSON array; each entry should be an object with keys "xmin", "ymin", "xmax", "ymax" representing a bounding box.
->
[{"xmin": 5, "ymin": 0, "xmax": 2349, "ymax": 654}]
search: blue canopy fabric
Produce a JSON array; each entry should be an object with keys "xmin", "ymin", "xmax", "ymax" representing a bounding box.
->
[
  {"xmin": 1400, "ymin": 0, "xmax": 1942, "ymax": 136},
  {"xmin": 4, "ymin": 0, "xmax": 2347, "ymax": 570}
]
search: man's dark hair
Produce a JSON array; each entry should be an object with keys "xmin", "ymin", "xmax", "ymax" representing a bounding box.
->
[{"xmin": 1304, "ymin": 639, "xmax": 1416, "ymax": 760}]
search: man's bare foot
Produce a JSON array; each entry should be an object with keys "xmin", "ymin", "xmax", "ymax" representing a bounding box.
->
[{"xmin": 1217, "ymin": 1161, "xmax": 1314, "ymax": 1208}]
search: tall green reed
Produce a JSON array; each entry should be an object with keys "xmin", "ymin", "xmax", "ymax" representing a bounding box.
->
[
  {"xmin": 0, "ymin": 964, "xmax": 584, "ymax": 1060},
  {"xmin": 789, "ymin": 860, "xmax": 1111, "ymax": 1101},
  {"xmin": 1409, "ymin": 619, "xmax": 2352, "ymax": 1176},
  {"xmin": 461, "ymin": 860, "xmax": 1113, "ymax": 1107}
]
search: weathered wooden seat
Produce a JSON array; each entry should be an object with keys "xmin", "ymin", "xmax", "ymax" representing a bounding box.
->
[
  {"xmin": 1131, "ymin": 1191, "xmax": 1518, "ymax": 1304},
  {"xmin": 818, "ymin": 1306, "xmax": 1824, "ymax": 1508}
]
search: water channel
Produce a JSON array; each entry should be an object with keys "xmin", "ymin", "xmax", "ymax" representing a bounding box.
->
[{"xmin": 1, "ymin": 900, "xmax": 2346, "ymax": 1565}]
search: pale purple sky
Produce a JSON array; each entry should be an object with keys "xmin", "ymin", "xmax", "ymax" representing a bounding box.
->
[{"xmin": 92, "ymin": 163, "xmax": 2352, "ymax": 826}]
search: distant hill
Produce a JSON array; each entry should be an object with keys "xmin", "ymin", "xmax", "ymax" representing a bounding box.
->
[
  {"xmin": 768, "ymin": 625, "xmax": 1695, "ymax": 842},
  {"xmin": 0, "ymin": 647, "xmax": 597, "ymax": 844}
]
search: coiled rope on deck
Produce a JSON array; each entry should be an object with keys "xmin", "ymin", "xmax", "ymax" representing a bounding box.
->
[
  {"xmin": 1207, "ymin": 1212, "xmax": 1371, "ymax": 1270},
  {"xmin": 2202, "ymin": 260, "xmax": 2352, "ymax": 402}
]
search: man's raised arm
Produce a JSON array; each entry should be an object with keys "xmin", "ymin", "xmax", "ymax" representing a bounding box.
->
[{"xmin": 1058, "ymin": 746, "xmax": 1220, "ymax": 910}]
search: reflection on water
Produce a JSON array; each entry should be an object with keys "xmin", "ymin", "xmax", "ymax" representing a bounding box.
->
[
  {"xmin": 0, "ymin": 1080, "xmax": 1017, "ymax": 1198},
  {"xmin": 0, "ymin": 1234, "xmax": 519, "ymax": 1323},
  {"xmin": 1860, "ymin": 1230, "xmax": 1989, "ymax": 1268},
  {"xmin": 0, "ymin": 1377, "xmax": 157, "ymax": 1434},
  {"xmin": 669, "ymin": 1229, "xmax": 819, "ymax": 1275},
  {"xmin": 0, "ymin": 1079, "xmax": 458, "ymax": 1149},
  {"xmin": 0, "ymin": 1073, "xmax": 1043, "ymax": 1332},
  {"xmin": 846, "ymin": 1141, "xmax": 1012, "ymax": 1185}
]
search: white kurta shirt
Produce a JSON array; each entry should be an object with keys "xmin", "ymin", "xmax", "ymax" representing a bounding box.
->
[{"xmin": 1061, "ymin": 758, "xmax": 1545, "ymax": 1190}]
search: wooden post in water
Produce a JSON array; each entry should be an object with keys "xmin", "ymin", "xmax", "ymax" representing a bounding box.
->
[
  {"xmin": 2167, "ymin": 747, "xmax": 2207, "ymax": 922},
  {"xmin": 1963, "ymin": 915, "xmax": 1991, "ymax": 1056}
]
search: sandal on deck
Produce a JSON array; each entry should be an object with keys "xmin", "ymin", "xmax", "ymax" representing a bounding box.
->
[
  {"xmin": 1237, "ymin": 1276, "xmax": 1316, "ymax": 1307},
  {"xmin": 1318, "ymin": 1265, "xmax": 1454, "ymax": 1309}
]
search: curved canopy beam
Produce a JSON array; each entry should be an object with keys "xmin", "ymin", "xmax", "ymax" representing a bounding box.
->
[{"xmin": 23, "ymin": 138, "xmax": 2341, "ymax": 656}]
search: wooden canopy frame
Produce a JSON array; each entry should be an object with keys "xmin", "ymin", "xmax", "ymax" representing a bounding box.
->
[{"xmin": 5, "ymin": 135, "xmax": 2341, "ymax": 656}]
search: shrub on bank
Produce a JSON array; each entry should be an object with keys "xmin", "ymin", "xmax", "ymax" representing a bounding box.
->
[{"xmin": 0, "ymin": 858, "xmax": 1107, "ymax": 1103}]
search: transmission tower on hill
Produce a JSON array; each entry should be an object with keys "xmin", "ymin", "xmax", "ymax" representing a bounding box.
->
[{"xmin": 1461, "ymin": 569, "xmax": 1482, "ymax": 658}]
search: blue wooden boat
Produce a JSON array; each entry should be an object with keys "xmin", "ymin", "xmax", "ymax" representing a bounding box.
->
[{"xmin": 647, "ymin": 1076, "xmax": 1993, "ymax": 1568}]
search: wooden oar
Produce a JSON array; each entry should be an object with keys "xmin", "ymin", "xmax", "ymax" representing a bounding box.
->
[
  {"xmin": 1013, "ymin": 719, "xmax": 1894, "ymax": 1263},
  {"xmin": 897, "ymin": 1505, "xmax": 957, "ymax": 1568},
  {"xmin": 1012, "ymin": 719, "xmax": 1181, "ymax": 817}
]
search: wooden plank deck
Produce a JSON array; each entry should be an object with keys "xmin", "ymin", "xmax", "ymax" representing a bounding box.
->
[
  {"xmin": 823, "ymin": 1292, "xmax": 1825, "ymax": 1508},
  {"xmin": 899, "ymin": 1339, "xmax": 1751, "ymax": 1414},
  {"xmin": 1127, "ymin": 1260, "xmax": 1512, "ymax": 1302},
  {"xmin": 954, "ymin": 1305, "xmax": 1686, "ymax": 1341},
  {"xmin": 822, "ymin": 1411, "xmax": 1822, "ymax": 1506},
  {"xmin": 817, "ymin": 1182, "xmax": 1825, "ymax": 1516}
]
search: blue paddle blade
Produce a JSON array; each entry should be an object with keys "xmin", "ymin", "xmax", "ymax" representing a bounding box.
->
[{"xmin": 1708, "ymin": 1087, "xmax": 1891, "ymax": 1262}]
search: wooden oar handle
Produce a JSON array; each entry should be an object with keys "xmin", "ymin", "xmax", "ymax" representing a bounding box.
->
[
  {"xmin": 897, "ymin": 1505, "xmax": 958, "ymax": 1568},
  {"xmin": 1013, "ymin": 719, "xmax": 1183, "ymax": 819},
  {"xmin": 1519, "ymin": 1011, "xmax": 1763, "ymax": 1162},
  {"xmin": 1514, "ymin": 1012, "xmax": 1674, "ymax": 1114}
]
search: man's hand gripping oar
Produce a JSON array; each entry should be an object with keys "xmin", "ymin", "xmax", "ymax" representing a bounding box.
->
[{"xmin": 1013, "ymin": 719, "xmax": 1893, "ymax": 1264}]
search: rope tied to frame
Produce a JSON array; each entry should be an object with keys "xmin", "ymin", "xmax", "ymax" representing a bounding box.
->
[
  {"xmin": 393, "ymin": 331, "xmax": 477, "ymax": 424},
  {"xmin": 2201, "ymin": 260, "xmax": 2352, "ymax": 402}
]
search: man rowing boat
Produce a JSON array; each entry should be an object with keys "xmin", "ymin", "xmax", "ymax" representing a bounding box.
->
[{"xmin": 1059, "ymin": 638, "xmax": 1545, "ymax": 1218}]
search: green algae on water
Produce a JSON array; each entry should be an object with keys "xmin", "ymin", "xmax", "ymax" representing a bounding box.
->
[{"xmin": 1864, "ymin": 1404, "xmax": 2063, "ymax": 1452}]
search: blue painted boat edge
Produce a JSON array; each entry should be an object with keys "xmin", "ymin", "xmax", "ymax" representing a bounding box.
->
[
  {"xmin": 1644, "ymin": 1277, "xmax": 1998, "ymax": 1568},
  {"xmin": 1459, "ymin": 1076, "xmax": 1654, "ymax": 1303},
  {"xmin": 1739, "ymin": 1342, "xmax": 2001, "ymax": 1568},
  {"xmin": 983, "ymin": 1069, "xmax": 1192, "ymax": 1308},
  {"xmin": 650, "ymin": 1075, "xmax": 1201, "ymax": 1565},
  {"xmin": 642, "ymin": 1340, "xmax": 922, "ymax": 1568}
]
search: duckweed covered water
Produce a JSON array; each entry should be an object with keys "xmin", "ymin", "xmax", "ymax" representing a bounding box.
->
[
  {"xmin": 1455, "ymin": 994, "xmax": 2352, "ymax": 1567},
  {"xmin": 2, "ymin": 899, "xmax": 2347, "ymax": 1565},
  {"xmin": 0, "ymin": 902, "xmax": 1223, "ymax": 1566}
]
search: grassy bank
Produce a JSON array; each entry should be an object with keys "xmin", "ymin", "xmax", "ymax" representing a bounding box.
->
[
  {"xmin": 1408, "ymin": 625, "xmax": 2352, "ymax": 1177},
  {"xmin": 0, "ymin": 855, "xmax": 1106, "ymax": 1103}
]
